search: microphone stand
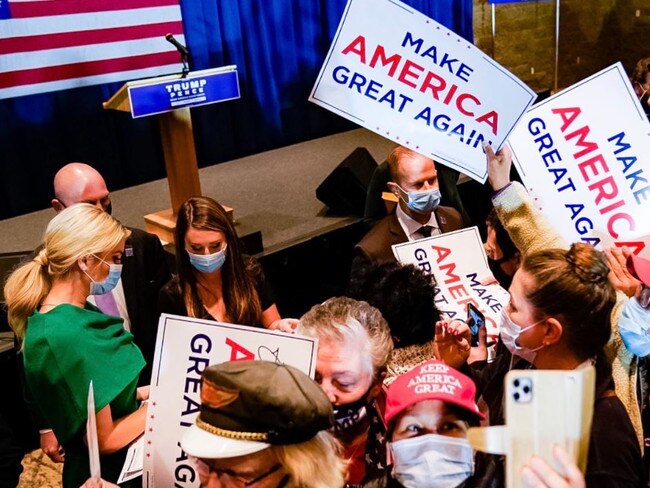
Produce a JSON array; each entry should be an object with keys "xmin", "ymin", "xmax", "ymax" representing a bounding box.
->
[
  {"xmin": 181, "ymin": 54, "xmax": 189, "ymax": 79},
  {"xmin": 165, "ymin": 34, "xmax": 191, "ymax": 78}
]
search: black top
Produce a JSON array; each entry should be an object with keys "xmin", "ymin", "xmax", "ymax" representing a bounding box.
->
[
  {"xmin": 359, "ymin": 467, "xmax": 487, "ymax": 488},
  {"xmin": 464, "ymin": 351, "xmax": 645, "ymax": 487},
  {"xmin": 158, "ymin": 257, "xmax": 275, "ymax": 324},
  {"xmin": 637, "ymin": 357, "xmax": 650, "ymax": 482},
  {"xmin": 0, "ymin": 411, "xmax": 22, "ymax": 488},
  {"xmin": 121, "ymin": 227, "xmax": 171, "ymax": 385}
]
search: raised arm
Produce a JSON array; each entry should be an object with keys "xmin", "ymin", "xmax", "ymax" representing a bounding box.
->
[{"xmin": 486, "ymin": 144, "xmax": 567, "ymax": 255}]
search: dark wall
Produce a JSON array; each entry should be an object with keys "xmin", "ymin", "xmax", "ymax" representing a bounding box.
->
[{"xmin": 474, "ymin": 0, "xmax": 650, "ymax": 92}]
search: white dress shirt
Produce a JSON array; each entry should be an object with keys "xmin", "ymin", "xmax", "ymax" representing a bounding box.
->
[{"xmin": 396, "ymin": 203, "xmax": 440, "ymax": 241}]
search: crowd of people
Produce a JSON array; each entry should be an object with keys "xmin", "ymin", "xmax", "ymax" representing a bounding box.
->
[{"xmin": 3, "ymin": 61, "xmax": 650, "ymax": 488}]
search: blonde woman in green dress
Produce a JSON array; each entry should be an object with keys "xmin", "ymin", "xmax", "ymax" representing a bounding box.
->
[{"xmin": 5, "ymin": 204, "xmax": 147, "ymax": 488}]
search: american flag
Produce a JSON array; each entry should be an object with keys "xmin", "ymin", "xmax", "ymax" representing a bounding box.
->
[{"xmin": 0, "ymin": 0, "xmax": 185, "ymax": 100}]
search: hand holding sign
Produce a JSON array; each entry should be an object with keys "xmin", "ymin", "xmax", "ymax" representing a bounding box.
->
[
  {"xmin": 136, "ymin": 386, "xmax": 150, "ymax": 402},
  {"xmin": 310, "ymin": 0, "xmax": 536, "ymax": 182},
  {"xmin": 80, "ymin": 479, "xmax": 119, "ymax": 488},
  {"xmin": 269, "ymin": 318, "xmax": 299, "ymax": 333},
  {"xmin": 486, "ymin": 143, "xmax": 513, "ymax": 192},
  {"xmin": 508, "ymin": 63, "xmax": 650, "ymax": 258},
  {"xmin": 392, "ymin": 227, "xmax": 509, "ymax": 351}
]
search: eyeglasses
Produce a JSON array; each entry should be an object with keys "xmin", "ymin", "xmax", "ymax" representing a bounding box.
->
[
  {"xmin": 193, "ymin": 457, "xmax": 281, "ymax": 486},
  {"xmin": 639, "ymin": 285, "xmax": 650, "ymax": 310}
]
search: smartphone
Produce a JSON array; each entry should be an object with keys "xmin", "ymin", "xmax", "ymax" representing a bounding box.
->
[
  {"xmin": 467, "ymin": 303, "xmax": 485, "ymax": 347},
  {"xmin": 467, "ymin": 367, "xmax": 595, "ymax": 488}
]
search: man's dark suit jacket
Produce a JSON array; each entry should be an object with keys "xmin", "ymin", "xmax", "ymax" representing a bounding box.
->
[
  {"xmin": 122, "ymin": 228, "xmax": 171, "ymax": 385},
  {"xmin": 352, "ymin": 205, "xmax": 464, "ymax": 271}
]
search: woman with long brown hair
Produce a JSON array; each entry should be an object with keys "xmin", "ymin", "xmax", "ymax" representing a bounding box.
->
[{"xmin": 159, "ymin": 196, "xmax": 295, "ymax": 330}]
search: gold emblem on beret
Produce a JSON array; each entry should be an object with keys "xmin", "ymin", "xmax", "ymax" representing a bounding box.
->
[{"xmin": 201, "ymin": 378, "xmax": 239, "ymax": 408}]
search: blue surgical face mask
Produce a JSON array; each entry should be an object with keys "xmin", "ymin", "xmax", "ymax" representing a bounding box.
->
[
  {"xmin": 391, "ymin": 433, "xmax": 474, "ymax": 488},
  {"xmin": 187, "ymin": 245, "xmax": 227, "ymax": 274},
  {"xmin": 396, "ymin": 184, "xmax": 441, "ymax": 214},
  {"xmin": 83, "ymin": 256, "xmax": 122, "ymax": 295},
  {"xmin": 619, "ymin": 297, "xmax": 650, "ymax": 357}
]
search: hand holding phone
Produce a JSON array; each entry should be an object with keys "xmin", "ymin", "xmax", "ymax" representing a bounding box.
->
[
  {"xmin": 467, "ymin": 303, "xmax": 485, "ymax": 347},
  {"xmin": 467, "ymin": 367, "xmax": 595, "ymax": 488}
]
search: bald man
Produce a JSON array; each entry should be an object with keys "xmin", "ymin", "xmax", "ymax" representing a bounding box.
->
[
  {"xmin": 51, "ymin": 162, "xmax": 112, "ymax": 213},
  {"xmin": 51, "ymin": 163, "xmax": 170, "ymax": 378},
  {"xmin": 26, "ymin": 163, "xmax": 169, "ymax": 464}
]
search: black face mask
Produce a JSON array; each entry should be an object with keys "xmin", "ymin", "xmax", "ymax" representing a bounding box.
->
[
  {"xmin": 332, "ymin": 396, "xmax": 371, "ymax": 444},
  {"xmin": 333, "ymin": 396, "xmax": 368, "ymax": 433},
  {"xmin": 488, "ymin": 256, "xmax": 514, "ymax": 290}
]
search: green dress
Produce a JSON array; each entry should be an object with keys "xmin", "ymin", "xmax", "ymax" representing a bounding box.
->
[{"xmin": 23, "ymin": 303, "xmax": 145, "ymax": 488}]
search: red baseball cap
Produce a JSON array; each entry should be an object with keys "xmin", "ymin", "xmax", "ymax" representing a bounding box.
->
[
  {"xmin": 627, "ymin": 254, "xmax": 650, "ymax": 287},
  {"xmin": 385, "ymin": 360, "xmax": 484, "ymax": 424}
]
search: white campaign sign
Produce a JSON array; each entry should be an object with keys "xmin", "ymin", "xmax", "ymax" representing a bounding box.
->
[
  {"xmin": 509, "ymin": 63, "xmax": 650, "ymax": 259},
  {"xmin": 392, "ymin": 227, "xmax": 509, "ymax": 344},
  {"xmin": 143, "ymin": 314, "xmax": 318, "ymax": 488},
  {"xmin": 310, "ymin": 0, "xmax": 536, "ymax": 182}
]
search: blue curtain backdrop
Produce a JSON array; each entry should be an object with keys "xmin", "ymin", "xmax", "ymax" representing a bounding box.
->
[{"xmin": 0, "ymin": 0, "xmax": 472, "ymax": 219}]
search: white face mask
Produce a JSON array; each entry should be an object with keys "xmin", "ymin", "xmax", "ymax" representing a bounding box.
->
[
  {"xmin": 391, "ymin": 434, "xmax": 474, "ymax": 488},
  {"xmin": 499, "ymin": 309, "xmax": 545, "ymax": 364},
  {"xmin": 618, "ymin": 297, "xmax": 650, "ymax": 357}
]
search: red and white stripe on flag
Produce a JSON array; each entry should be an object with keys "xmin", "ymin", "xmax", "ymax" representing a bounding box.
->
[{"xmin": 0, "ymin": 0, "xmax": 185, "ymax": 100}]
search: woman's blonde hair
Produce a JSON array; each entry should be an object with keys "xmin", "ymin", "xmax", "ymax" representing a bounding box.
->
[
  {"xmin": 298, "ymin": 297, "xmax": 393, "ymax": 377},
  {"xmin": 4, "ymin": 204, "xmax": 129, "ymax": 340},
  {"xmin": 271, "ymin": 431, "xmax": 346, "ymax": 488}
]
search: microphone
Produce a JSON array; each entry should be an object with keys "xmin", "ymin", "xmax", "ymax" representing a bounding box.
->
[{"xmin": 165, "ymin": 33, "xmax": 189, "ymax": 57}]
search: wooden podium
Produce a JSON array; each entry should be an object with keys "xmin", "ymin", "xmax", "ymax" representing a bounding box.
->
[{"xmin": 103, "ymin": 66, "xmax": 239, "ymax": 243}]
